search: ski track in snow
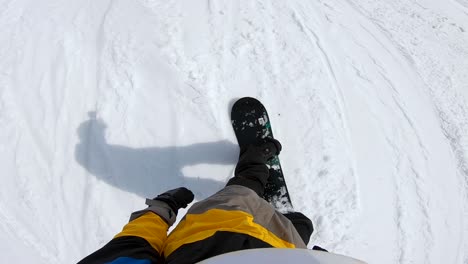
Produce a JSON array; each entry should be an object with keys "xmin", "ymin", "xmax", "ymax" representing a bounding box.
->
[
  {"xmin": 344, "ymin": 1, "xmax": 468, "ymax": 263},
  {"xmin": 0, "ymin": 0, "xmax": 467, "ymax": 263}
]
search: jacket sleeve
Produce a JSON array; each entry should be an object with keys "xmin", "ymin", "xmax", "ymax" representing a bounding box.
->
[{"xmin": 78, "ymin": 200, "xmax": 176, "ymax": 264}]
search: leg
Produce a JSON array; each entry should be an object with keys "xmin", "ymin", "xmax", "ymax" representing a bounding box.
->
[
  {"xmin": 226, "ymin": 145, "xmax": 270, "ymax": 196},
  {"xmin": 165, "ymin": 185, "xmax": 307, "ymax": 263},
  {"xmin": 226, "ymin": 139, "xmax": 282, "ymax": 196}
]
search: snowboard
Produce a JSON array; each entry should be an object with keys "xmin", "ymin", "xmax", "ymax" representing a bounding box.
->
[{"xmin": 231, "ymin": 97, "xmax": 293, "ymax": 211}]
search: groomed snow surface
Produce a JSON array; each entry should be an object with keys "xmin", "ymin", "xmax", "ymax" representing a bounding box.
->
[{"xmin": 1, "ymin": 0, "xmax": 467, "ymax": 263}]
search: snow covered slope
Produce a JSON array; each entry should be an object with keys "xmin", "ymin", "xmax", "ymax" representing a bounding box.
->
[{"xmin": 1, "ymin": 0, "xmax": 467, "ymax": 263}]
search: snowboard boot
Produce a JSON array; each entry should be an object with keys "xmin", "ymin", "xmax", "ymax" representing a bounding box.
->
[
  {"xmin": 152, "ymin": 187, "xmax": 195, "ymax": 214},
  {"xmin": 227, "ymin": 138, "xmax": 282, "ymax": 196},
  {"xmin": 130, "ymin": 187, "xmax": 194, "ymax": 226}
]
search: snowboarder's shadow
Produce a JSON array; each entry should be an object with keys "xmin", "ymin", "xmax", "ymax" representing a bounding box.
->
[{"xmin": 75, "ymin": 113, "xmax": 238, "ymax": 200}]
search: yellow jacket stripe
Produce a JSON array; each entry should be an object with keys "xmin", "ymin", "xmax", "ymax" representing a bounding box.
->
[
  {"xmin": 114, "ymin": 212, "xmax": 168, "ymax": 253},
  {"xmin": 164, "ymin": 208, "xmax": 296, "ymax": 257}
]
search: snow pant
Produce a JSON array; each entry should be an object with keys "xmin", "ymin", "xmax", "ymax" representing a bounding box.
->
[
  {"xmin": 78, "ymin": 185, "xmax": 311, "ymax": 264},
  {"xmin": 164, "ymin": 185, "xmax": 308, "ymax": 263},
  {"xmin": 78, "ymin": 144, "xmax": 313, "ymax": 264},
  {"xmin": 164, "ymin": 142, "xmax": 313, "ymax": 263},
  {"xmin": 78, "ymin": 202, "xmax": 172, "ymax": 264}
]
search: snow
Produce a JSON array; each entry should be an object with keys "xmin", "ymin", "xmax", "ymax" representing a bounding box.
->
[{"xmin": 0, "ymin": 0, "xmax": 467, "ymax": 263}]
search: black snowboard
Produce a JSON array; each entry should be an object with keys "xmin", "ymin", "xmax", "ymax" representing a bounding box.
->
[{"xmin": 231, "ymin": 97, "xmax": 293, "ymax": 211}]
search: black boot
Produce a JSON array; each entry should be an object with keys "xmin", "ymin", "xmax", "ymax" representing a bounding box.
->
[
  {"xmin": 130, "ymin": 187, "xmax": 194, "ymax": 226},
  {"xmin": 152, "ymin": 187, "xmax": 195, "ymax": 214},
  {"xmin": 227, "ymin": 138, "xmax": 282, "ymax": 196}
]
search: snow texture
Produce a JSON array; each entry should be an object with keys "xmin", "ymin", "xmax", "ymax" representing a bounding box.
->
[{"xmin": 0, "ymin": 0, "xmax": 467, "ymax": 263}]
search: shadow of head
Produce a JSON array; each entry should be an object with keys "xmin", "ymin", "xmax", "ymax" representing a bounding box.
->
[{"xmin": 75, "ymin": 112, "xmax": 238, "ymax": 199}]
